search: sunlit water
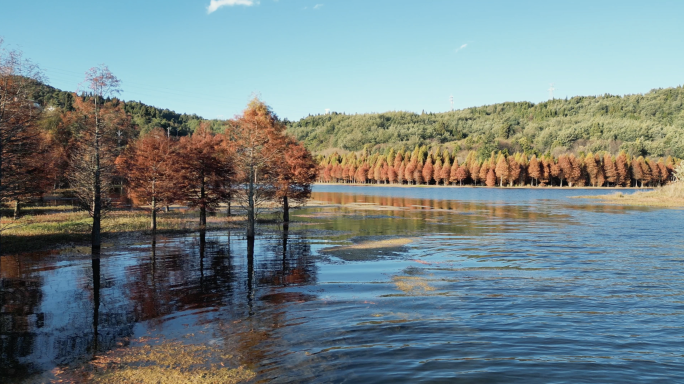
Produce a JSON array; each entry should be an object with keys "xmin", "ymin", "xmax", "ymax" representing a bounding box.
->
[{"xmin": 2, "ymin": 186, "xmax": 684, "ymax": 383}]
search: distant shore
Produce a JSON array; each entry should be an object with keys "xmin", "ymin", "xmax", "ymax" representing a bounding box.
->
[
  {"xmin": 314, "ymin": 182, "xmax": 644, "ymax": 191},
  {"xmin": 576, "ymin": 183, "xmax": 684, "ymax": 207}
]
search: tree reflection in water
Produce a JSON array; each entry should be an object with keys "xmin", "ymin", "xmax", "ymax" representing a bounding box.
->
[{"xmin": 0, "ymin": 229, "xmax": 318, "ymax": 382}]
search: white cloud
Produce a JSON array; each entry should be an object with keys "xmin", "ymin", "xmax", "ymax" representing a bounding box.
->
[
  {"xmin": 207, "ymin": 0, "xmax": 257, "ymax": 14},
  {"xmin": 313, "ymin": 4, "xmax": 323, "ymax": 9},
  {"xmin": 455, "ymin": 43, "xmax": 468, "ymax": 53}
]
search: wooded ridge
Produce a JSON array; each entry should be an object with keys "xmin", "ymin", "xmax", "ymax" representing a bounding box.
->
[
  {"xmin": 30, "ymin": 80, "xmax": 684, "ymax": 160},
  {"xmin": 288, "ymin": 87, "xmax": 684, "ymax": 160}
]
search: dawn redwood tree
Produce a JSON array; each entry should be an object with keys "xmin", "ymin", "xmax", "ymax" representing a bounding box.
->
[
  {"xmin": 469, "ymin": 161, "xmax": 480, "ymax": 186},
  {"xmin": 541, "ymin": 157, "xmax": 552, "ymax": 186},
  {"xmin": 413, "ymin": 160, "xmax": 424, "ymax": 185},
  {"xmin": 508, "ymin": 156, "xmax": 521, "ymax": 187},
  {"xmin": 603, "ymin": 153, "xmax": 617, "ymax": 186},
  {"xmin": 585, "ymin": 153, "xmax": 599, "ymax": 187},
  {"xmin": 517, "ymin": 154, "xmax": 528, "ymax": 185},
  {"xmin": 479, "ymin": 161, "xmax": 489, "ymax": 184},
  {"xmin": 381, "ymin": 161, "xmax": 389, "ymax": 183},
  {"xmin": 405, "ymin": 157, "xmax": 416, "ymax": 185},
  {"xmin": 388, "ymin": 162, "xmax": 397, "ymax": 184},
  {"xmin": 68, "ymin": 65, "xmax": 124, "ymax": 252},
  {"xmin": 0, "ymin": 41, "xmax": 51, "ymax": 232},
  {"xmin": 397, "ymin": 160, "xmax": 405, "ymax": 184},
  {"xmin": 615, "ymin": 151, "xmax": 630, "ymax": 187},
  {"xmin": 648, "ymin": 159, "xmax": 660, "ymax": 187},
  {"xmin": 121, "ymin": 128, "xmax": 176, "ymax": 232},
  {"xmin": 422, "ymin": 155, "xmax": 434, "ymax": 184},
  {"xmin": 176, "ymin": 124, "xmax": 233, "ymax": 229},
  {"xmin": 227, "ymin": 98, "xmax": 285, "ymax": 238},
  {"xmin": 572, "ymin": 155, "xmax": 585, "ymax": 186},
  {"xmin": 393, "ymin": 153, "xmax": 403, "ymax": 175},
  {"xmin": 656, "ymin": 159, "xmax": 668, "ymax": 186},
  {"xmin": 441, "ymin": 156, "xmax": 451, "ymax": 185},
  {"xmin": 495, "ymin": 154, "xmax": 508, "ymax": 187},
  {"xmin": 455, "ymin": 164, "xmax": 468, "ymax": 186},
  {"xmin": 273, "ymin": 137, "xmax": 317, "ymax": 223},
  {"xmin": 528, "ymin": 155, "xmax": 541, "ymax": 186},
  {"xmin": 433, "ymin": 158, "xmax": 443, "ymax": 185},
  {"xmin": 449, "ymin": 158, "xmax": 459, "ymax": 185},
  {"xmin": 485, "ymin": 166, "xmax": 496, "ymax": 187}
]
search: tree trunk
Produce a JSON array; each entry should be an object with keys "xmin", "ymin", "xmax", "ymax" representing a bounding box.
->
[
  {"xmin": 283, "ymin": 195, "xmax": 289, "ymax": 223},
  {"xmin": 247, "ymin": 165, "xmax": 255, "ymax": 239},
  {"xmin": 13, "ymin": 200, "xmax": 20, "ymax": 220},
  {"xmin": 199, "ymin": 205, "xmax": 206, "ymax": 229},
  {"xmin": 151, "ymin": 196, "xmax": 157, "ymax": 232},
  {"xmin": 227, "ymin": 191, "xmax": 232, "ymax": 216},
  {"xmin": 92, "ymin": 101, "xmax": 102, "ymax": 253},
  {"xmin": 199, "ymin": 183, "xmax": 206, "ymax": 229}
]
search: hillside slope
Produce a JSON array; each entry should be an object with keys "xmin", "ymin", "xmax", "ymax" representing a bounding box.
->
[{"xmin": 287, "ymin": 87, "xmax": 684, "ymax": 158}]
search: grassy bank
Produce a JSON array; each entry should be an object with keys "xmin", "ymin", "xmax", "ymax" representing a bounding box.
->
[
  {"xmin": 0, "ymin": 207, "xmax": 246, "ymax": 254},
  {"xmin": 578, "ymin": 182, "xmax": 684, "ymax": 207}
]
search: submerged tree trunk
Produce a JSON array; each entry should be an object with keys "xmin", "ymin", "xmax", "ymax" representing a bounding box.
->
[
  {"xmin": 91, "ymin": 251, "xmax": 101, "ymax": 353},
  {"xmin": 283, "ymin": 195, "xmax": 289, "ymax": 223},
  {"xmin": 199, "ymin": 183, "xmax": 206, "ymax": 229},
  {"xmin": 247, "ymin": 165, "xmax": 255, "ymax": 239}
]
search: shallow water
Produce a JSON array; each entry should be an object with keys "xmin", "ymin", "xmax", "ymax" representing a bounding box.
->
[{"xmin": 2, "ymin": 186, "xmax": 684, "ymax": 383}]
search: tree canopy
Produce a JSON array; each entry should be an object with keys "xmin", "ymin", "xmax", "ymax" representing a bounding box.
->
[{"xmin": 287, "ymin": 87, "xmax": 684, "ymax": 159}]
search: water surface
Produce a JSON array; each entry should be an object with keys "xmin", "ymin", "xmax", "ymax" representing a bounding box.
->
[{"xmin": 2, "ymin": 186, "xmax": 683, "ymax": 383}]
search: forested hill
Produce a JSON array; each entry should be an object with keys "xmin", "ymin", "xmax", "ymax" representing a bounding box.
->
[
  {"xmin": 29, "ymin": 80, "xmax": 684, "ymax": 159},
  {"xmin": 28, "ymin": 82, "xmax": 224, "ymax": 136},
  {"xmin": 286, "ymin": 86, "xmax": 684, "ymax": 159}
]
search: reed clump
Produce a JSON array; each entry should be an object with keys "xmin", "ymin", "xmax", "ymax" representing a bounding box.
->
[{"xmin": 582, "ymin": 182, "xmax": 684, "ymax": 207}]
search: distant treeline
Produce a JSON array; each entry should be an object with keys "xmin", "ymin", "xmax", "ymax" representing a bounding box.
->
[
  {"xmin": 317, "ymin": 146, "xmax": 681, "ymax": 188},
  {"xmin": 288, "ymin": 86, "xmax": 684, "ymax": 159}
]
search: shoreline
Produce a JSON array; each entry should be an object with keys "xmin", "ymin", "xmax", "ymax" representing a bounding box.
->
[
  {"xmin": 314, "ymin": 182, "xmax": 646, "ymax": 191},
  {"xmin": 575, "ymin": 182, "xmax": 684, "ymax": 208}
]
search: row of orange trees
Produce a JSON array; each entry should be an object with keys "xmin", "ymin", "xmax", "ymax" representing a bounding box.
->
[
  {"xmin": 122, "ymin": 100, "xmax": 318, "ymax": 234},
  {"xmin": 318, "ymin": 146, "xmax": 680, "ymax": 187},
  {"xmin": 1, "ymin": 45, "xmax": 317, "ymax": 252}
]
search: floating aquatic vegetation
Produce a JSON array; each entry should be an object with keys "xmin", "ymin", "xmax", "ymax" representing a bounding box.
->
[{"xmin": 51, "ymin": 340, "xmax": 255, "ymax": 384}]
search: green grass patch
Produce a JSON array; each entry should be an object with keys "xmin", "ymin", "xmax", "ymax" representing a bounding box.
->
[{"xmin": 1, "ymin": 209, "xmax": 245, "ymax": 254}]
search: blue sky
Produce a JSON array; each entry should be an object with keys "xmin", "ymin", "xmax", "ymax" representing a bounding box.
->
[{"xmin": 2, "ymin": 0, "xmax": 683, "ymax": 120}]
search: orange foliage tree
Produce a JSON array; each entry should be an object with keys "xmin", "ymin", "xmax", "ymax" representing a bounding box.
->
[
  {"xmin": 0, "ymin": 40, "xmax": 51, "ymax": 227},
  {"xmin": 227, "ymin": 98, "xmax": 289, "ymax": 238},
  {"xmin": 121, "ymin": 128, "xmax": 177, "ymax": 232},
  {"xmin": 273, "ymin": 137, "xmax": 318, "ymax": 223},
  {"xmin": 175, "ymin": 124, "xmax": 234, "ymax": 229}
]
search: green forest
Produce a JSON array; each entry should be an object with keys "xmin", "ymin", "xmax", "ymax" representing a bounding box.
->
[
  {"xmin": 287, "ymin": 87, "xmax": 684, "ymax": 160},
  {"xmin": 29, "ymin": 80, "xmax": 684, "ymax": 161}
]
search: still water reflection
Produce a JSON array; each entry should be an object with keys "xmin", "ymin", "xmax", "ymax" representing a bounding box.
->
[{"xmin": 2, "ymin": 186, "xmax": 684, "ymax": 383}]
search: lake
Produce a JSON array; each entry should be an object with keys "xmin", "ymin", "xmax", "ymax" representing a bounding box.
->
[{"xmin": 2, "ymin": 185, "xmax": 684, "ymax": 383}]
